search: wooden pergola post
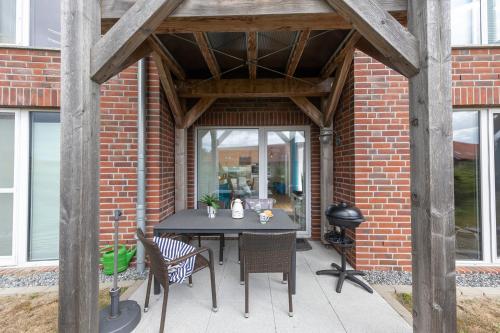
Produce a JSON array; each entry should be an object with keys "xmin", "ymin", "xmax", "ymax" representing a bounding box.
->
[
  {"xmin": 59, "ymin": 0, "xmax": 101, "ymax": 331},
  {"xmin": 408, "ymin": 1, "xmax": 457, "ymax": 332}
]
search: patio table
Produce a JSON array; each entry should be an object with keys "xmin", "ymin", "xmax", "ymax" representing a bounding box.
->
[{"xmin": 153, "ymin": 208, "xmax": 299, "ymax": 294}]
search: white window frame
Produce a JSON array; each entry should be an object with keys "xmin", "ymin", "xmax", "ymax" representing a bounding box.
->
[
  {"xmin": 194, "ymin": 126, "xmax": 312, "ymax": 238},
  {"xmin": 0, "ymin": 0, "xmax": 30, "ymax": 47},
  {"xmin": 451, "ymin": 0, "xmax": 499, "ymax": 46},
  {"xmin": 488, "ymin": 109, "xmax": 500, "ymax": 264},
  {"xmin": 0, "ymin": 109, "xmax": 59, "ymax": 267}
]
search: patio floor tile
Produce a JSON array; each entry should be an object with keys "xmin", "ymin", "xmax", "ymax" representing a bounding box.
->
[{"xmin": 129, "ymin": 240, "xmax": 410, "ymax": 333}]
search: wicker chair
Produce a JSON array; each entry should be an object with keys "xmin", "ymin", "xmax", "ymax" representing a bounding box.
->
[
  {"xmin": 136, "ymin": 229, "xmax": 217, "ymax": 333},
  {"xmin": 240, "ymin": 232, "xmax": 296, "ymax": 318}
]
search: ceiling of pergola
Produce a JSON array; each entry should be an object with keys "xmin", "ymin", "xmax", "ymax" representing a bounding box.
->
[{"xmin": 157, "ymin": 30, "xmax": 351, "ymax": 80}]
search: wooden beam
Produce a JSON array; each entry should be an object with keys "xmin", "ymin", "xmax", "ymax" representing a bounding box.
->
[
  {"xmin": 408, "ymin": 0, "xmax": 456, "ymax": 332},
  {"xmin": 323, "ymin": 49, "xmax": 354, "ymax": 126},
  {"xmin": 194, "ymin": 32, "xmax": 221, "ymax": 80},
  {"xmin": 91, "ymin": 0, "xmax": 184, "ymax": 84},
  {"xmin": 117, "ymin": 43, "xmax": 152, "ymax": 74},
  {"xmin": 320, "ymin": 31, "xmax": 360, "ymax": 79},
  {"xmin": 286, "ymin": 30, "xmax": 311, "ymax": 78},
  {"xmin": 148, "ymin": 34, "xmax": 186, "ymax": 80},
  {"xmin": 182, "ymin": 97, "xmax": 217, "ymax": 128},
  {"xmin": 355, "ymin": 36, "xmax": 401, "ymax": 75},
  {"xmin": 59, "ymin": 0, "xmax": 100, "ymax": 331},
  {"xmin": 325, "ymin": 0, "xmax": 419, "ymax": 78},
  {"xmin": 289, "ymin": 96, "xmax": 323, "ymax": 128},
  {"xmin": 177, "ymin": 78, "xmax": 333, "ymax": 98},
  {"xmin": 247, "ymin": 32, "xmax": 258, "ymax": 80},
  {"xmin": 101, "ymin": 1, "xmax": 408, "ymax": 33},
  {"xmin": 152, "ymin": 52, "xmax": 184, "ymax": 126}
]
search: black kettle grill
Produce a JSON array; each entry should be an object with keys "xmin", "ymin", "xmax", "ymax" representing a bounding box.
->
[{"xmin": 316, "ymin": 203, "xmax": 373, "ymax": 294}]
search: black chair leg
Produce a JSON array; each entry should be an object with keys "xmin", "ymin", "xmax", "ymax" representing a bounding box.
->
[
  {"xmin": 159, "ymin": 286, "xmax": 169, "ymax": 333},
  {"xmin": 208, "ymin": 249, "xmax": 218, "ymax": 311},
  {"xmin": 188, "ymin": 275, "xmax": 193, "ymax": 287},
  {"xmin": 198, "ymin": 235, "xmax": 202, "ymax": 247},
  {"xmin": 244, "ymin": 271, "xmax": 249, "ymax": 318},
  {"xmin": 287, "ymin": 273, "xmax": 293, "ymax": 317},
  {"xmin": 144, "ymin": 271, "xmax": 153, "ymax": 312}
]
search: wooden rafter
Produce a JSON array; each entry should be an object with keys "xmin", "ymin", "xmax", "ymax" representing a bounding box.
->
[
  {"xmin": 102, "ymin": 1, "xmax": 408, "ymax": 34},
  {"xmin": 152, "ymin": 52, "xmax": 184, "ymax": 126},
  {"xmin": 194, "ymin": 32, "xmax": 221, "ymax": 80},
  {"xmin": 286, "ymin": 30, "xmax": 311, "ymax": 78},
  {"xmin": 323, "ymin": 47, "xmax": 355, "ymax": 127},
  {"xmin": 247, "ymin": 32, "xmax": 258, "ymax": 79},
  {"xmin": 91, "ymin": 0, "xmax": 184, "ymax": 84},
  {"xmin": 148, "ymin": 34, "xmax": 186, "ymax": 80},
  {"xmin": 324, "ymin": 0, "xmax": 419, "ymax": 78},
  {"xmin": 176, "ymin": 78, "xmax": 334, "ymax": 98},
  {"xmin": 289, "ymin": 96, "xmax": 324, "ymax": 128},
  {"xmin": 320, "ymin": 31, "xmax": 360, "ymax": 79},
  {"xmin": 182, "ymin": 97, "xmax": 217, "ymax": 128}
]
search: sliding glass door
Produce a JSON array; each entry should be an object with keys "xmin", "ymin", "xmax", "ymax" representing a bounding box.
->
[{"xmin": 197, "ymin": 127, "xmax": 310, "ymax": 236}]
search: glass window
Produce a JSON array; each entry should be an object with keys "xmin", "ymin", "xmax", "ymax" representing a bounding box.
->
[
  {"xmin": 451, "ymin": 0, "xmax": 482, "ymax": 45},
  {"xmin": 29, "ymin": 112, "xmax": 60, "ymax": 261},
  {"xmin": 453, "ymin": 111, "xmax": 482, "ymax": 260},
  {"xmin": 0, "ymin": 113, "xmax": 15, "ymax": 257},
  {"xmin": 487, "ymin": 0, "xmax": 500, "ymax": 44},
  {"xmin": 197, "ymin": 129, "xmax": 259, "ymax": 208},
  {"xmin": 0, "ymin": 0, "xmax": 16, "ymax": 44},
  {"xmin": 30, "ymin": 0, "xmax": 60, "ymax": 48},
  {"xmin": 493, "ymin": 114, "xmax": 500, "ymax": 258}
]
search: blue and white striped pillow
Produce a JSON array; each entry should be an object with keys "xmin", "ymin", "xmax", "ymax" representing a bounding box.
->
[{"xmin": 153, "ymin": 236, "xmax": 196, "ymax": 284}]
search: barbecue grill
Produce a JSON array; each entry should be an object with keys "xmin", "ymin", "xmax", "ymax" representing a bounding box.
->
[{"xmin": 316, "ymin": 202, "xmax": 373, "ymax": 294}]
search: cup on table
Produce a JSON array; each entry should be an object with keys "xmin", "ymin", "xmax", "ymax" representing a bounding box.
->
[{"xmin": 259, "ymin": 213, "xmax": 270, "ymax": 224}]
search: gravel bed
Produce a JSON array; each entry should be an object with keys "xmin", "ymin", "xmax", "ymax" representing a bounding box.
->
[
  {"xmin": 363, "ymin": 271, "xmax": 500, "ymax": 288},
  {"xmin": 0, "ymin": 269, "xmax": 148, "ymax": 288}
]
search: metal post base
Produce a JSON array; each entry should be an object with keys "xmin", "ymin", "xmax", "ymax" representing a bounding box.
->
[
  {"xmin": 99, "ymin": 300, "xmax": 141, "ymax": 333},
  {"xmin": 316, "ymin": 263, "xmax": 373, "ymax": 294}
]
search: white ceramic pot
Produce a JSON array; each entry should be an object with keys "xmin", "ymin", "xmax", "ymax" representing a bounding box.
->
[{"xmin": 207, "ymin": 206, "xmax": 216, "ymax": 219}]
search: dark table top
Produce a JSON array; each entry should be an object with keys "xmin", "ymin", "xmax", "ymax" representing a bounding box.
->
[{"xmin": 153, "ymin": 209, "xmax": 300, "ymax": 234}]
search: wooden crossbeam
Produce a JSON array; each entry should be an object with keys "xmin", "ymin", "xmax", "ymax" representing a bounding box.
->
[
  {"xmin": 323, "ymin": 48, "xmax": 354, "ymax": 126},
  {"xmin": 247, "ymin": 32, "xmax": 258, "ymax": 79},
  {"xmin": 324, "ymin": 0, "xmax": 419, "ymax": 78},
  {"xmin": 289, "ymin": 96, "xmax": 324, "ymax": 128},
  {"xmin": 182, "ymin": 97, "xmax": 217, "ymax": 128},
  {"xmin": 176, "ymin": 78, "xmax": 334, "ymax": 98},
  {"xmin": 148, "ymin": 34, "xmax": 186, "ymax": 80},
  {"xmin": 102, "ymin": 1, "xmax": 408, "ymax": 34},
  {"xmin": 194, "ymin": 32, "xmax": 221, "ymax": 80},
  {"xmin": 152, "ymin": 52, "xmax": 184, "ymax": 126},
  {"xmin": 286, "ymin": 30, "xmax": 311, "ymax": 78},
  {"xmin": 91, "ymin": 0, "xmax": 184, "ymax": 84},
  {"xmin": 321, "ymin": 31, "xmax": 359, "ymax": 79}
]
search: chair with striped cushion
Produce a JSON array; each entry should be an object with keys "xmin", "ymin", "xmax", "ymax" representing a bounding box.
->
[{"xmin": 137, "ymin": 229, "xmax": 217, "ymax": 333}]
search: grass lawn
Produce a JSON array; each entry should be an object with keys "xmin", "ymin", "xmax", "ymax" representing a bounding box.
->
[
  {"xmin": 397, "ymin": 293, "xmax": 500, "ymax": 333},
  {"xmin": 0, "ymin": 287, "xmax": 127, "ymax": 333}
]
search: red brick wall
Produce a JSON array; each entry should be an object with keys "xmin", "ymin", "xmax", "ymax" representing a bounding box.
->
[
  {"xmin": 186, "ymin": 98, "xmax": 322, "ymax": 239},
  {"xmin": 0, "ymin": 47, "xmax": 172, "ymax": 248},
  {"xmin": 342, "ymin": 47, "xmax": 500, "ymax": 271}
]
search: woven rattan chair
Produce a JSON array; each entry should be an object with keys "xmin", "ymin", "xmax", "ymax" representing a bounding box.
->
[
  {"xmin": 136, "ymin": 229, "xmax": 217, "ymax": 333},
  {"xmin": 240, "ymin": 232, "xmax": 296, "ymax": 318}
]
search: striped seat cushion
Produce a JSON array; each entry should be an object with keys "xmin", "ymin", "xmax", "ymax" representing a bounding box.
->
[{"xmin": 153, "ymin": 236, "xmax": 196, "ymax": 283}]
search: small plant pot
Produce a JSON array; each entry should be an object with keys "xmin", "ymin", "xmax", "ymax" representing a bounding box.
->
[{"xmin": 207, "ymin": 206, "xmax": 216, "ymax": 219}]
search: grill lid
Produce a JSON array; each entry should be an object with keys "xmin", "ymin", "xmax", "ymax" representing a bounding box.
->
[{"xmin": 325, "ymin": 202, "xmax": 365, "ymax": 223}]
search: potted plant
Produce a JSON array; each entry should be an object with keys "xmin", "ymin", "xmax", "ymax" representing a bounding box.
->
[{"xmin": 200, "ymin": 193, "xmax": 220, "ymax": 218}]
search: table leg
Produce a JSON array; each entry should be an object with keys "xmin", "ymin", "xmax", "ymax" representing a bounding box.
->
[{"xmin": 291, "ymin": 239, "xmax": 296, "ymax": 295}]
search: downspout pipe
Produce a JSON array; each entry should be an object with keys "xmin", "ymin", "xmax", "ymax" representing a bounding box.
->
[{"xmin": 136, "ymin": 58, "xmax": 147, "ymax": 273}]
